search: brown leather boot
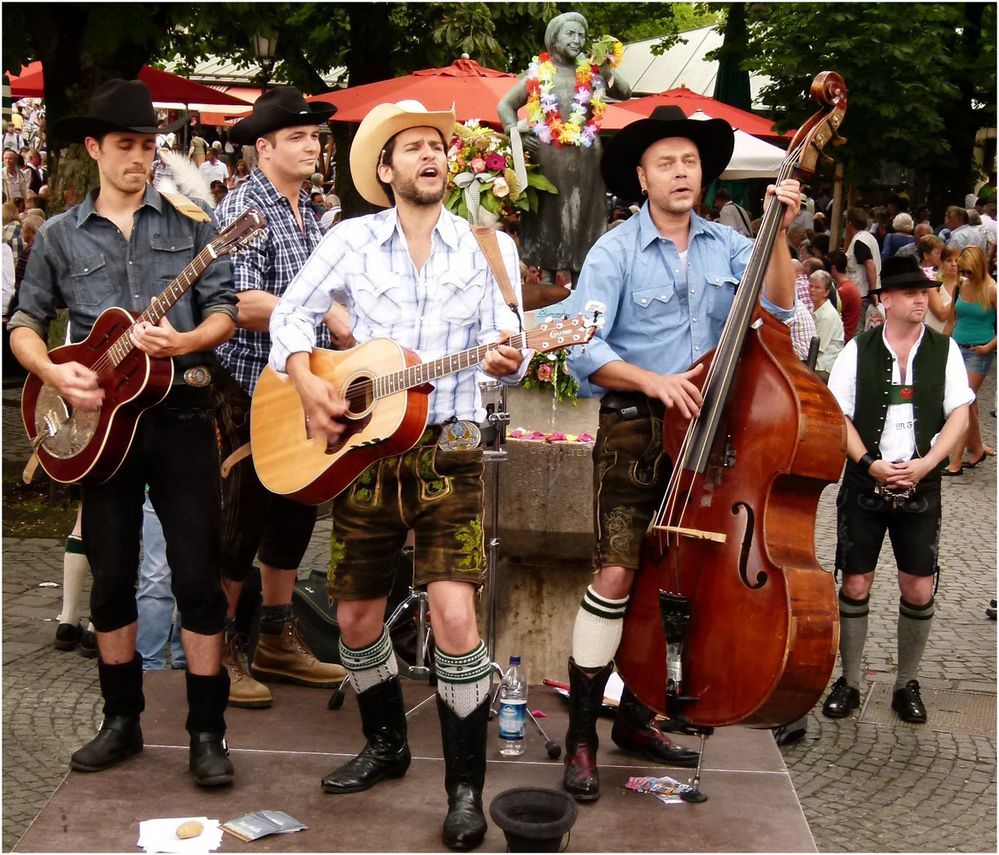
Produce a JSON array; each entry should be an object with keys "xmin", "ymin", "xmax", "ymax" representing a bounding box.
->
[
  {"xmin": 223, "ymin": 630, "xmax": 272, "ymax": 709},
  {"xmin": 251, "ymin": 617, "xmax": 347, "ymax": 688},
  {"xmin": 563, "ymin": 658, "xmax": 613, "ymax": 802}
]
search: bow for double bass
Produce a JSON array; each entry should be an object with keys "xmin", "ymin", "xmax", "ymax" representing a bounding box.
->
[{"xmin": 615, "ymin": 73, "xmax": 849, "ymax": 737}]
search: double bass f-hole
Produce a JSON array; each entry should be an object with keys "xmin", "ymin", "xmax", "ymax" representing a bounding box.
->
[{"xmin": 731, "ymin": 501, "xmax": 767, "ymax": 590}]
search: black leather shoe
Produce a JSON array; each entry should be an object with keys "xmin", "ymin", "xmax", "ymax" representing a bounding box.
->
[
  {"xmin": 891, "ymin": 680, "xmax": 927, "ymax": 724},
  {"xmin": 54, "ymin": 622, "xmax": 82, "ymax": 651},
  {"xmin": 70, "ymin": 716, "xmax": 142, "ymax": 771},
  {"xmin": 78, "ymin": 628, "xmax": 98, "ymax": 659},
  {"xmin": 442, "ymin": 782, "xmax": 486, "ymax": 851},
  {"xmin": 612, "ymin": 686, "xmax": 699, "ymax": 767},
  {"xmin": 189, "ymin": 732, "xmax": 234, "ymax": 786},
  {"xmin": 321, "ymin": 743, "xmax": 411, "ymax": 793},
  {"xmin": 322, "ymin": 677, "xmax": 411, "ymax": 794},
  {"xmin": 611, "ymin": 715, "xmax": 699, "ymax": 767},
  {"xmin": 438, "ymin": 696, "xmax": 489, "ymax": 851},
  {"xmin": 821, "ymin": 677, "xmax": 860, "ymax": 719}
]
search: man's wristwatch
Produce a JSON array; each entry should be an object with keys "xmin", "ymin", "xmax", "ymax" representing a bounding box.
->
[{"xmin": 858, "ymin": 453, "xmax": 876, "ymax": 472}]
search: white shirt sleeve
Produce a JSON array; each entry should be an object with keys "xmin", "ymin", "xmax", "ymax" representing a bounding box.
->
[
  {"xmin": 2, "ymin": 243, "xmax": 14, "ymax": 316},
  {"xmin": 826, "ymin": 337, "xmax": 858, "ymax": 418}
]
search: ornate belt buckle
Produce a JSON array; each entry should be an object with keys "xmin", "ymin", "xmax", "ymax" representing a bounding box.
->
[
  {"xmin": 874, "ymin": 482, "xmax": 914, "ymax": 509},
  {"xmin": 437, "ymin": 420, "xmax": 481, "ymax": 451},
  {"xmin": 183, "ymin": 366, "xmax": 212, "ymax": 388}
]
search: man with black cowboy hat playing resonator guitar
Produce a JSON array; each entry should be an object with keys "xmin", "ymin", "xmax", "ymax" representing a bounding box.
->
[
  {"xmin": 8, "ymin": 79, "xmax": 238, "ymax": 786},
  {"xmin": 268, "ymin": 100, "xmax": 527, "ymax": 851},
  {"xmin": 211, "ymin": 86, "xmax": 351, "ymax": 710},
  {"xmin": 562, "ymin": 105, "xmax": 803, "ymax": 802}
]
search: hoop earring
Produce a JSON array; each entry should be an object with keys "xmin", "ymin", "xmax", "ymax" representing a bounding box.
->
[{"xmin": 641, "ymin": 188, "xmax": 648, "ymax": 197}]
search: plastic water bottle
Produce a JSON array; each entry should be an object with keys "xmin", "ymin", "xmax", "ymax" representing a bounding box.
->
[{"xmin": 498, "ymin": 655, "xmax": 527, "ymax": 756}]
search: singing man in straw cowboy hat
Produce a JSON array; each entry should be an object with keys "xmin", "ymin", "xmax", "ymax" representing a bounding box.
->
[
  {"xmin": 211, "ymin": 86, "xmax": 351, "ymax": 711},
  {"xmin": 269, "ymin": 100, "xmax": 528, "ymax": 851},
  {"xmin": 8, "ymin": 79, "xmax": 238, "ymax": 787},
  {"xmin": 562, "ymin": 105, "xmax": 803, "ymax": 801}
]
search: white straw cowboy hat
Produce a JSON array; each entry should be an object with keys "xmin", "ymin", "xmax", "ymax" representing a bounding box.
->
[{"xmin": 351, "ymin": 100, "xmax": 456, "ymax": 208}]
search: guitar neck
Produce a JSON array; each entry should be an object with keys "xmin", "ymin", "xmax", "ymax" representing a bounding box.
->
[
  {"xmin": 374, "ymin": 330, "xmax": 529, "ymax": 398},
  {"xmin": 106, "ymin": 244, "xmax": 218, "ymax": 368}
]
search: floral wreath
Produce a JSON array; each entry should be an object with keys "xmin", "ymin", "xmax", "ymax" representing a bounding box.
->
[{"xmin": 525, "ymin": 52, "xmax": 606, "ymax": 148}]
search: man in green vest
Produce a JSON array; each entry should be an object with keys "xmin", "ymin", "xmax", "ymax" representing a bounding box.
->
[{"xmin": 821, "ymin": 255, "xmax": 974, "ymax": 724}]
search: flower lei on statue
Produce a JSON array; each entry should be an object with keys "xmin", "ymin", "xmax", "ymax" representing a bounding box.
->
[{"xmin": 524, "ymin": 36, "xmax": 623, "ymax": 148}]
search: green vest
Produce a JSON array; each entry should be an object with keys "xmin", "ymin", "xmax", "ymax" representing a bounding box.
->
[{"xmin": 849, "ymin": 327, "xmax": 949, "ymax": 481}]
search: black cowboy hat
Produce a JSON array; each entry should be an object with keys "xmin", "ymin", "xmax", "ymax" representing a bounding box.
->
[
  {"xmin": 869, "ymin": 254, "xmax": 940, "ymax": 295},
  {"xmin": 228, "ymin": 86, "xmax": 336, "ymax": 146},
  {"xmin": 50, "ymin": 79, "xmax": 187, "ymax": 143},
  {"xmin": 601, "ymin": 105, "xmax": 734, "ymax": 202}
]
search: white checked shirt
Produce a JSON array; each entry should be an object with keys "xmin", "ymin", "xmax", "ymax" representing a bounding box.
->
[{"xmin": 270, "ymin": 207, "xmax": 526, "ymax": 425}]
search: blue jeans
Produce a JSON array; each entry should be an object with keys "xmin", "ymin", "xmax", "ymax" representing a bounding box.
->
[{"xmin": 136, "ymin": 494, "xmax": 185, "ymax": 671}]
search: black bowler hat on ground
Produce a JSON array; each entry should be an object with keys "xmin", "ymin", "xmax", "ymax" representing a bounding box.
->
[
  {"xmin": 227, "ymin": 86, "xmax": 336, "ymax": 146},
  {"xmin": 50, "ymin": 79, "xmax": 188, "ymax": 143},
  {"xmin": 869, "ymin": 255, "xmax": 941, "ymax": 295},
  {"xmin": 600, "ymin": 105, "xmax": 735, "ymax": 202}
]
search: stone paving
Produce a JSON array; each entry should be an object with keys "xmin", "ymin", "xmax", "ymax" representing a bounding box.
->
[{"xmin": 2, "ymin": 371, "xmax": 996, "ymax": 852}]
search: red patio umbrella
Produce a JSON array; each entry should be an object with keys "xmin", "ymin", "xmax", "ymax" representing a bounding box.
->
[
  {"xmin": 8, "ymin": 62, "xmax": 253, "ymax": 110},
  {"xmin": 307, "ymin": 58, "xmax": 638, "ymax": 129},
  {"xmin": 611, "ymin": 86, "xmax": 791, "ymax": 140}
]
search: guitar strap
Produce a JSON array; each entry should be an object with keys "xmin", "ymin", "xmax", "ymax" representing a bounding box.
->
[
  {"xmin": 159, "ymin": 191, "xmax": 212, "ymax": 223},
  {"xmin": 221, "ymin": 443, "xmax": 252, "ymax": 478},
  {"xmin": 471, "ymin": 226, "xmax": 521, "ymax": 319}
]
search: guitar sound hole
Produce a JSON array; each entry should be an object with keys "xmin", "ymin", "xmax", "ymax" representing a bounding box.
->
[{"xmin": 343, "ymin": 377, "xmax": 373, "ymax": 416}]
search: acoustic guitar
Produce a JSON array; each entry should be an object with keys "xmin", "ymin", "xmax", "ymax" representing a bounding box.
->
[
  {"xmin": 250, "ymin": 310, "xmax": 602, "ymax": 505},
  {"xmin": 21, "ymin": 207, "xmax": 267, "ymax": 485}
]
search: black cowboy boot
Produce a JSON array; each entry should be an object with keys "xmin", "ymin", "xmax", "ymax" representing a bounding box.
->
[
  {"xmin": 611, "ymin": 684, "xmax": 699, "ymax": 767},
  {"xmin": 563, "ymin": 657, "xmax": 613, "ymax": 802},
  {"xmin": 322, "ymin": 676, "xmax": 411, "ymax": 793},
  {"xmin": 437, "ymin": 695, "xmax": 489, "ymax": 851},
  {"xmin": 70, "ymin": 656, "xmax": 145, "ymax": 772},
  {"xmin": 186, "ymin": 670, "xmax": 234, "ymax": 787}
]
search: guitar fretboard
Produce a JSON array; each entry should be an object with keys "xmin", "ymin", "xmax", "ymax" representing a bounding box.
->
[
  {"xmin": 104, "ymin": 244, "xmax": 218, "ymax": 369},
  {"xmin": 373, "ymin": 330, "xmax": 530, "ymax": 398}
]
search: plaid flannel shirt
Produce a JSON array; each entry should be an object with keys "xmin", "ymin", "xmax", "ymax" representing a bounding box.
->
[{"xmin": 213, "ymin": 169, "xmax": 331, "ymax": 395}]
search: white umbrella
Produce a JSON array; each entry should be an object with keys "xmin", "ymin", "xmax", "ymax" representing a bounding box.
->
[{"xmin": 690, "ymin": 109, "xmax": 787, "ymax": 180}]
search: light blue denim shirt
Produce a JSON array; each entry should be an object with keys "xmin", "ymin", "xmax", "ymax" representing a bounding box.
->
[{"xmin": 566, "ymin": 202, "xmax": 794, "ymax": 398}]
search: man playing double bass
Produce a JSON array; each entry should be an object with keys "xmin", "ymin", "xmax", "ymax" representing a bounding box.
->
[{"xmin": 563, "ymin": 106, "xmax": 802, "ymax": 801}]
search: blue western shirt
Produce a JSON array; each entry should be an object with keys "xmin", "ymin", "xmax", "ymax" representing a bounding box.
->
[{"xmin": 566, "ymin": 202, "xmax": 794, "ymax": 397}]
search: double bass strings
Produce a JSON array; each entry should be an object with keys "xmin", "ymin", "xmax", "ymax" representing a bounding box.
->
[{"xmin": 650, "ymin": 143, "xmax": 807, "ymax": 580}]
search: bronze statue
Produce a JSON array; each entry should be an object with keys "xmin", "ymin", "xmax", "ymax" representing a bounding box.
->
[{"xmin": 498, "ymin": 12, "xmax": 630, "ymax": 285}]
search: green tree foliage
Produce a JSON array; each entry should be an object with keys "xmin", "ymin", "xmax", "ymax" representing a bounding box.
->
[
  {"xmin": 575, "ymin": 2, "xmax": 719, "ymax": 52},
  {"xmin": 741, "ymin": 2, "xmax": 996, "ymax": 214}
]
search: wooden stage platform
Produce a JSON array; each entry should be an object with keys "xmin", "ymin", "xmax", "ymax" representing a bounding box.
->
[{"xmin": 15, "ymin": 671, "xmax": 816, "ymax": 852}]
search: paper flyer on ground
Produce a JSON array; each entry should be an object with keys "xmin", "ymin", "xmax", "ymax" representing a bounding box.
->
[{"xmin": 221, "ymin": 810, "xmax": 307, "ymax": 842}]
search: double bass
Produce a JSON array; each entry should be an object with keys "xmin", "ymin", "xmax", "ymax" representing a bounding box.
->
[{"xmin": 615, "ymin": 73, "xmax": 849, "ymax": 736}]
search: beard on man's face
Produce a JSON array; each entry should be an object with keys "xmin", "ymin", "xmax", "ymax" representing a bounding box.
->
[{"xmin": 392, "ymin": 173, "xmax": 447, "ymax": 206}]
